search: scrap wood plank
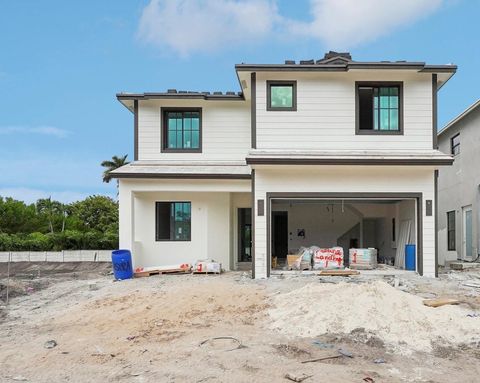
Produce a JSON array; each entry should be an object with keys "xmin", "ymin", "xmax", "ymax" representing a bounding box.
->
[
  {"xmin": 301, "ymin": 354, "xmax": 343, "ymax": 364},
  {"xmin": 423, "ymin": 298, "xmax": 460, "ymax": 308},
  {"xmin": 134, "ymin": 268, "xmax": 190, "ymax": 278},
  {"xmin": 318, "ymin": 270, "xmax": 360, "ymax": 276}
]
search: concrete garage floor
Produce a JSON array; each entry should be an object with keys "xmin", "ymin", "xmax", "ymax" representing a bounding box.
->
[{"xmin": 1, "ymin": 263, "xmax": 480, "ymax": 382}]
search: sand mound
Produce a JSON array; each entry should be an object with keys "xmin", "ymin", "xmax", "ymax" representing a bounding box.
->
[{"xmin": 268, "ymin": 280, "xmax": 480, "ymax": 353}]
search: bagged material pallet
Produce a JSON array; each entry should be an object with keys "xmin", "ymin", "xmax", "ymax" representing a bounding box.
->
[
  {"xmin": 194, "ymin": 259, "xmax": 222, "ymax": 273},
  {"xmin": 289, "ymin": 247, "xmax": 314, "ymax": 270},
  {"xmin": 313, "ymin": 247, "xmax": 344, "ymax": 270},
  {"xmin": 349, "ymin": 248, "xmax": 377, "ymax": 270}
]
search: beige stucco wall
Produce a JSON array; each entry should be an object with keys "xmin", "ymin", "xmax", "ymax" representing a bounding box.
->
[{"xmin": 438, "ymin": 107, "xmax": 480, "ymax": 264}]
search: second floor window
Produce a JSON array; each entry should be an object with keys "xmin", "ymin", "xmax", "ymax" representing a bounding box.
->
[
  {"xmin": 267, "ymin": 80, "xmax": 297, "ymax": 111},
  {"xmin": 451, "ymin": 133, "xmax": 460, "ymax": 156},
  {"xmin": 356, "ymin": 82, "xmax": 402, "ymax": 134},
  {"xmin": 162, "ymin": 108, "xmax": 201, "ymax": 152}
]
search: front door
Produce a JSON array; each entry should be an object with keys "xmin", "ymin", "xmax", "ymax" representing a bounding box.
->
[
  {"xmin": 463, "ymin": 206, "xmax": 473, "ymax": 259},
  {"xmin": 238, "ymin": 208, "xmax": 252, "ymax": 262}
]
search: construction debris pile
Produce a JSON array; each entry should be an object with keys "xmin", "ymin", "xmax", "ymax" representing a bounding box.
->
[{"xmin": 268, "ymin": 280, "xmax": 480, "ymax": 354}]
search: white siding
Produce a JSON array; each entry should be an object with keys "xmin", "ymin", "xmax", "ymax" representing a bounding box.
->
[
  {"xmin": 253, "ymin": 166, "xmax": 436, "ymax": 278},
  {"xmin": 256, "ymin": 71, "xmax": 433, "ymax": 151},
  {"xmin": 138, "ymin": 99, "xmax": 250, "ymax": 161}
]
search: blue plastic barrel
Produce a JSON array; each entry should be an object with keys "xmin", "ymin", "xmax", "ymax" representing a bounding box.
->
[
  {"xmin": 111, "ymin": 250, "xmax": 133, "ymax": 280},
  {"xmin": 405, "ymin": 244, "xmax": 416, "ymax": 271}
]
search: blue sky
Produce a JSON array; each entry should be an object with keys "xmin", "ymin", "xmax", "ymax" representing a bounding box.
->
[{"xmin": 0, "ymin": 0, "xmax": 478, "ymax": 203}]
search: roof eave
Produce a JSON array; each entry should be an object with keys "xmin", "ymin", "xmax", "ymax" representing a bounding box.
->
[
  {"xmin": 116, "ymin": 93, "xmax": 245, "ymax": 101},
  {"xmin": 110, "ymin": 172, "xmax": 251, "ymax": 180},
  {"xmin": 246, "ymin": 157, "xmax": 454, "ymax": 166},
  {"xmin": 235, "ymin": 62, "xmax": 457, "ymax": 73}
]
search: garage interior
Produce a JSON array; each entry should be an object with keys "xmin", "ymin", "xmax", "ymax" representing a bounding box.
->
[{"xmin": 270, "ymin": 198, "xmax": 417, "ymax": 270}]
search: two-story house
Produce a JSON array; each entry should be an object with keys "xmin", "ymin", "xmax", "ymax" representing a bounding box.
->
[
  {"xmin": 112, "ymin": 52, "xmax": 456, "ymax": 278},
  {"xmin": 437, "ymin": 100, "xmax": 480, "ymax": 266}
]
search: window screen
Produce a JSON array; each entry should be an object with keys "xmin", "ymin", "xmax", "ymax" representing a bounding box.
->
[{"xmin": 156, "ymin": 202, "xmax": 191, "ymax": 241}]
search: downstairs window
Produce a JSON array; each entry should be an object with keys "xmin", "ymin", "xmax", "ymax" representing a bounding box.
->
[
  {"xmin": 447, "ymin": 210, "xmax": 456, "ymax": 251},
  {"xmin": 156, "ymin": 202, "xmax": 191, "ymax": 241}
]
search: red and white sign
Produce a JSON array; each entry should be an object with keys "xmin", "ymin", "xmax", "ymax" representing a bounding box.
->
[{"xmin": 313, "ymin": 247, "xmax": 344, "ymax": 269}]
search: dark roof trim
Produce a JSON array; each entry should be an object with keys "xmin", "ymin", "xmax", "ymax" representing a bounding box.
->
[
  {"xmin": 420, "ymin": 65, "xmax": 458, "ymax": 73},
  {"xmin": 117, "ymin": 92, "xmax": 244, "ymax": 101},
  {"xmin": 246, "ymin": 157, "xmax": 454, "ymax": 166},
  {"xmin": 235, "ymin": 62, "xmax": 456, "ymax": 73},
  {"xmin": 111, "ymin": 172, "xmax": 251, "ymax": 180}
]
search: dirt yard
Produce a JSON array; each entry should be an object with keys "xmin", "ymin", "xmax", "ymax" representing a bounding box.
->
[{"xmin": 1, "ymin": 263, "xmax": 480, "ymax": 382}]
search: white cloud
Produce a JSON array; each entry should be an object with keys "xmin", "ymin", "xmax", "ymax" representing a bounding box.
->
[
  {"xmin": 0, "ymin": 187, "xmax": 102, "ymax": 204},
  {"xmin": 289, "ymin": 0, "xmax": 444, "ymax": 49},
  {"xmin": 0, "ymin": 125, "xmax": 69, "ymax": 138},
  {"xmin": 137, "ymin": 0, "xmax": 444, "ymax": 55},
  {"xmin": 138, "ymin": 0, "xmax": 278, "ymax": 56}
]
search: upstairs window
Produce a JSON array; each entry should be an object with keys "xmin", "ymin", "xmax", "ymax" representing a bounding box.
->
[
  {"xmin": 162, "ymin": 108, "xmax": 201, "ymax": 152},
  {"xmin": 356, "ymin": 82, "xmax": 403, "ymax": 134},
  {"xmin": 156, "ymin": 202, "xmax": 191, "ymax": 241},
  {"xmin": 451, "ymin": 133, "xmax": 460, "ymax": 156},
  {"xmin": 267, "ymin": 81, "xmax": 297, "ymax": 111}
]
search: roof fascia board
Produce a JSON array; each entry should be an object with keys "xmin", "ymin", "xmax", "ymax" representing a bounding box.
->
[
  {"xmin": 246, "ymin": 157, "xmax": 454, "ymax": 166},
  {"xmin": 235, "ymin": 63, "xmax": 456, "ymax": 73},
  {"xmin": 117, "ymin": 93, "xmax": 244, "ymax": 101},
  {"xmin": 111, "ymin": 173, "xmax": 252, "ymax": 180}
]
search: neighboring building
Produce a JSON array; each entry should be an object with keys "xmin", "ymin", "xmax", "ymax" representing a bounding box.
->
[
  {"xmin": 113, "ymin": 52, "xmax": 456, "ymax": 278},
  {"xmin": 438, "ymin": 100, "xmax": 480, "ymax": 265}
]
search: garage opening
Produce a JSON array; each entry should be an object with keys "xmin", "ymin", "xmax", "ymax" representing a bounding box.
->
[{"xmin": 268, "ymin": 196, "xmax": 420, "ymax": 273}]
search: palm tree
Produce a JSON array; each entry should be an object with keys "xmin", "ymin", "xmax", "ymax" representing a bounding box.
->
[{"xmin": 101, "ymin": 155, "xmax": 129, "ymax": 194}]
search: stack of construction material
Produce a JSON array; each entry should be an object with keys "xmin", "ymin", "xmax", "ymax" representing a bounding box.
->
[
  {"xmin": 349, "ymin": 248, "xmax": 378, "ymax": 270},
  {"xmin": 288, "ymin": 247, "xmax": 314, "ymax": 270},
  {"xmin": 193, "ymin": 259, "xmax": 222, "ymax": 274},
  {"xmin": 312, "ymin": 247, "xmax": 344, "ymax": 270}
]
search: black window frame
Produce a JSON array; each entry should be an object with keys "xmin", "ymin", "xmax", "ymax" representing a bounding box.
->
[
  {"xmin": 155, "ymin": 201, "xmax": 192, "ymax": 242},
  {"xmin": 447, "ymin": 210, "xmax": 456, "ymax": 251},
  {"xmin": 355, "ymin": 81, "xmax": 403, "ymax": 135},
  {"xmin": 451, "ymin": 133, "xmax": 460, "ymax": 156},
  {"xmin": 266, "ymin": 80, "xmax": 297, "ymax": 111},
  {"xmin": 161, "ymin": 107, "xmax": 202, "ymax": 153}
]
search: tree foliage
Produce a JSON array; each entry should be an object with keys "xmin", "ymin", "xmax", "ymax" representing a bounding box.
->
[
  {"xmin": 0, "ymin": 195, "xmax": 118, "ymax": 251},
  {"xmin": 101, "ymin": 154, "xmax": 129, "ymax": 183}
]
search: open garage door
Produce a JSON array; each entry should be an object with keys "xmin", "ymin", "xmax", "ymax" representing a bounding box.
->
[{"xmin": 267, "ymin": 193, "xmax": 422, "ymax": 275}]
